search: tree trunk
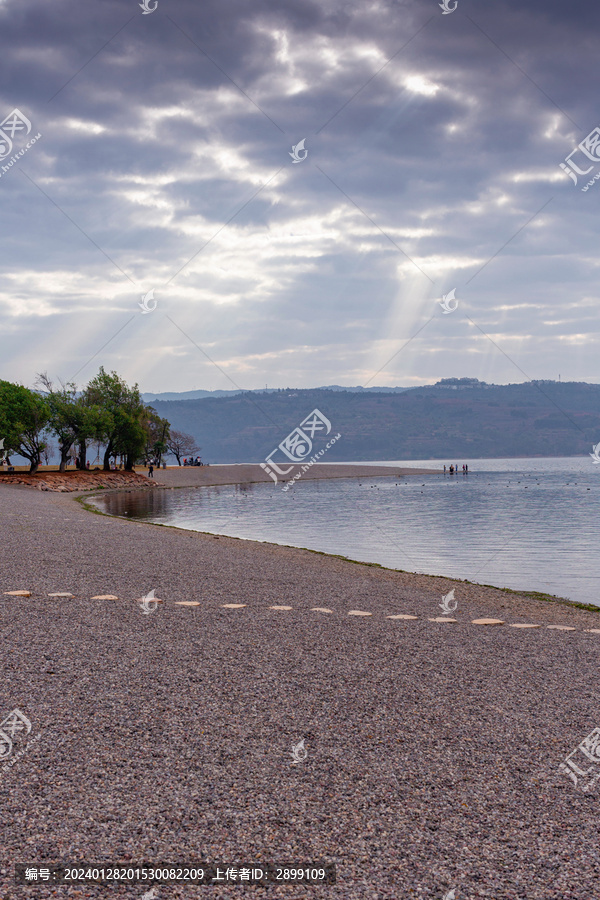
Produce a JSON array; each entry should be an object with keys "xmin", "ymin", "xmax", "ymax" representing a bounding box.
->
[
  {"xmin": 124, "ymin": 453, "xmax": 135, "ymax": 472},
  {"xmin": 59, "ymin": 443, "xmax": 70, "ymax": 473},
  {"xmin": 78, "ymin": 440, "xmax": 87, "ymax": 470},
  {"xmin": 176, "ymin": 453, "xmax": 181, "ymax": 466},
  {"xmin": 103, "ymin": 444, "xmax": 112, "ymax": 471},
  {"xmin": 29, "ymin": 458, "xmax": 39, "ymax": 474}
]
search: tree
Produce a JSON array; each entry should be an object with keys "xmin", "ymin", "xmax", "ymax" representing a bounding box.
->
[
  {"xmin": 167, "ymin": 429, "xmax": 200, "ymax": 465},
  {"xmin": 41, "ymin": 440, "xmax": 55, "ymax": 467},
  {"xmin": 36, "ymin": 373, "xmax": 108, "ymax": 472},
  {"xmin": 0, "ymin": 381, "xmax": 50, "ymax": 474},
  {"xmin": 143, "ymin": 408, "xmax": 170, "ymax": 466},
  {"xmin": 84, "ymin": 368, "xmax": 148, "ymax": 471}
]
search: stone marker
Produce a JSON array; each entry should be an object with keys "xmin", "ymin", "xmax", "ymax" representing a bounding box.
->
[
  {"xmin": 311, "ymin": 607, "xmax": 333, "ymax": 614},
  {"xmin": 428, "ymin": 617, "xmax": 457, "ymax": 623},
  {"xmin": 48, "ymin": 593, "xmax": 73, "ymax": 598},
  {"xmin": 386, "ymin": 614, "xmax": 418, "ymax": 620},
  {"xmin": 91, "ymin": 595, "xmax": 119, "ymax": 600},
  {"xmin": 509, "ymin": 623, "xmax": 541, "ymax": 629},
  {"xmin": 348, "ymin": 610, "xmax": 372, "ymax": 616},
  {"xmin": 547, "ymin": 625, "xmax": 576, "ymax": 631},
  {"xmin": 222, "ymin": 604, "xmax": 246, "ymax": 609},
  {"xmin": 174, "ymin": 601, "xmax": 200, "ymax": 606},
  {"xmin": 270, "ymin": 605, "xmax": 293, "ymax": 610},
  {"xmin": 584, "ymin": 629, "xmax": 600, "ymax": 634},
  {"xmin": 471, "ymin": 618, "xmax": 504, "ymax": 626},
  {"xmin": 3, "ymin": 590, "xmax": 31, "ymax": 597}
]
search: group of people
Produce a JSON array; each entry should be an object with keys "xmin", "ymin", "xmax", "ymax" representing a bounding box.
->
[
  {"xmin": 75, "ymin": 459, "xmax": 91, "ymax": 469},
  {"xmin": 444, "ymin": 464, "xmax": 469, "ymax": 474},
  {"xmin": 183, "ymin": 456, "xmax": 204, "ymax": 466},
  {"xmin": 67, "ymin": 456, "xmax": 93, "ymax": 469}
]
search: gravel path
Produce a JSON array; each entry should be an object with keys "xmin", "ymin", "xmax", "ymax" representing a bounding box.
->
[{"xmin": 0, "ymin": 482, "xmax": 599, "ymax": 899}]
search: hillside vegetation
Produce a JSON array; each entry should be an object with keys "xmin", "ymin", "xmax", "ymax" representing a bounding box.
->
[{"xmin": 150, "ymin": 380, "xmax": 600, "ymax": 462}]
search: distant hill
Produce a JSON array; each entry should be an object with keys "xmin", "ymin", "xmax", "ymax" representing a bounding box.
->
[
  {"xmin": 149, "ymin": 379, "xmax": 600, "ymax": 463},
  {"xmin": 141, "ymin": 385, "xmax": 412, "ymax": 403}
]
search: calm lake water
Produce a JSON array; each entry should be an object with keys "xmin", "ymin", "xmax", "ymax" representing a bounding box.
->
[{"xmin": 93, "ymin": 458, "xmax": 600, "ymax": 607}]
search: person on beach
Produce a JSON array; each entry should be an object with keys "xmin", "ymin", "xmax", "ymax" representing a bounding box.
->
[
  {"xmin": 449, "ymin": 465, "xmax": 454, "ymax": 474},
  {"xmin": 148, "ymin": 463, "xmax": 154, "ymax": 478},
  {"xmin": 465, "ymin": 463, "xmax": 468, "ymax": 473},
  {"xmin": 443, "ymin": 465, "xmax": 446, "ymax": 474}
]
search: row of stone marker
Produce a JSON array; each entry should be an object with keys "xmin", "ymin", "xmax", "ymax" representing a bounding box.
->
[{"xmin": 4, "ymin": 591, "xmax": 600, "ymax": 634}]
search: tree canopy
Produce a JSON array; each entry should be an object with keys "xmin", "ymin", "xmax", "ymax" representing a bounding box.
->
[
  {"xmin": 0, "ymin": 380, "xmax": 50, "ymax": 474},
  {"xmin": 0, "ymin": 369, "xmax": 174, "ymax": 474}
]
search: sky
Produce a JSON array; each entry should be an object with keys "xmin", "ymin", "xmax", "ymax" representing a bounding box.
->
[{"xmin": 0, "ymin": 0, "xmax": 599, "ymax": 393}]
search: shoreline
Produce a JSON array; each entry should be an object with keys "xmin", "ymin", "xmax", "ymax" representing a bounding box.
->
[
  {"xmin": 0, "ymin": 462, "xmax": 438, "ymax": 493},
  {"xmin": 79, "ymin": 466, "xmax": 598, "ymax": 615},
  {"xmin": 1, "ymin": 463, "xmax": 596, "ymax": 619},
  {"xmin": 151, "ymin": 462, "xmax": 439, "ymax": 490},
  {"xmin": 81, "ymin": 497, "xmax": 599, "ymax": 614}
]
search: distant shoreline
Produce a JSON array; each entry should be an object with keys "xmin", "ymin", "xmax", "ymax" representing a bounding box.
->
[
  {"xmin": 0, "ymin": 463, "xmax": 439, "ymax": 493},
  {"xmin": 150, "ymin": 463, "xmax": 439, "ymax": 490}
]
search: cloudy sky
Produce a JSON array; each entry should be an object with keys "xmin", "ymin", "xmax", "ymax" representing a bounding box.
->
[{"xmin": 0, "ymin": 0, "xmax": 598, "ymax": 393}]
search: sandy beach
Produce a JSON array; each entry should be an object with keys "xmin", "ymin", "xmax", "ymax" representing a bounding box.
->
[
  {"xmin": 0, "ymin": 468, "xmax": 598, "ymax": 898},
  {"xmin": 151, "ymin": 462, "xmax": 438, "ymax": 489}
]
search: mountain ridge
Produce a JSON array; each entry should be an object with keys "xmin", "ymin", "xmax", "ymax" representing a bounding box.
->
[{"xmin": 146, "ymin": 380, "xmax": 600, "ymax": 463}]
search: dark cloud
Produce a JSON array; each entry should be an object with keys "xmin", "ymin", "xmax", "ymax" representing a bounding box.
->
[{"xmin": 0, "ymin": 0, "xmax": 598, "ymax": 392}]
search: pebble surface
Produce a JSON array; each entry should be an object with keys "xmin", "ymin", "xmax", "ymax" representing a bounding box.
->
[{"xmin": 0, "ymin": 480, "xmax": 599, "ymax": 899}]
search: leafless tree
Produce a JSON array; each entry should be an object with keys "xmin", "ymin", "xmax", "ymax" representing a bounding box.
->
[{"xmin": 167, "ymin": 429, "xmax": 201, "ymax": 465}]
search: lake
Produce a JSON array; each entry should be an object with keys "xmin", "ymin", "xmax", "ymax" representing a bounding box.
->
[{"xmin": 92, "ymin": 457, "xmax": 600, "ymax": 607}]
